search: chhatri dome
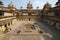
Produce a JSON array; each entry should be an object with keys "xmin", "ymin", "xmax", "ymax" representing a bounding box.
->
[
  {"xmin": 8, "ymin": 2, "xmax": 15, "ymax": 8},
  {"xmin": 56, "ymin": 0, "xmax": 60, "ymax": 6},
  {"xmin": 44, "ymin": 2, "xmax": 51, "ymax": 8},
  {"xmin": 27, "ymin": 1, "xmax": 33, "ymax": 10},
  {"xmin": 45, "ymin": 2, "xmax": 51, "ymax": 7},
  {"xmin": 0, "ymin": 1, "xmax": 4, "ymax": 7}
]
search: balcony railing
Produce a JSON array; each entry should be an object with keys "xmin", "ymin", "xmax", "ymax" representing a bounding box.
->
[{"xmin": 0, "ymin": 16, "xmax": 14, "ymax": 19}]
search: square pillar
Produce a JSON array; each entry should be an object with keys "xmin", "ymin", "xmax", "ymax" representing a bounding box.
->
[{"xmin": 2, "ymin": 25, "xmax": 5, "ymax": 32}]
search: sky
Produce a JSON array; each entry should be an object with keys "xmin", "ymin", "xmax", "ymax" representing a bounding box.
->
[{"xmin": 1, "ymin": 0, "xmax": 58, "ymax": 9}]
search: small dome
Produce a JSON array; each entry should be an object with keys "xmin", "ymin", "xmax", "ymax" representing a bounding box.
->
[
  {"xmin": 8, "ymin": 2, "xmax": 15, "ymax": 8},
  {"xmin": 0, "ymin": 1, "xmax": 3, "ymax": 5},
  {"xmin": 45, "ymin": 2, "xmax": 51, "ymax": 7},
  {"xmin": 56, "ymin": 0, "xmax": 60, "ymax": 6},
  {"xmin": 20, "ymin": 6, "xmax": 23, "ymax": 9},
  {"xmin": 43, "ymin": 2, "xmax": 51, "ymax": 10},
  {"xmin": 27, "ymin": 1, "xmax": 32, "ymax": 7},
  {"xmin": 0, "ymin": 1, "xmax": 4, "ymax": 7},
  {"xmin": 37, "ymin": 7, "xmax": 39, "ymax": 9},
  {"xmin": 27, "ymin": 1, "xmax": 33, "ymax": 9},
  {"xmin": 44, "ymin": 2, "xmax": 51, "ymax": 8}
]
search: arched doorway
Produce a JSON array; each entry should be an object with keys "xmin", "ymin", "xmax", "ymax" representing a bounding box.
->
[
  {"xmin": 29, "ymin": 18, "xmax": 31, "ymax": 21},
  {"xmin": 5, "ymin": 24, "xmax": 7, "ymax": 27},
  {"xmin": 8, "ymin": 23, "xmax": 10, "ymax": 26}
]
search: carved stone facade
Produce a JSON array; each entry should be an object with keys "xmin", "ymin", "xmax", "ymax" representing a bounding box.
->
[
  {"xmin": 0, "ymin": 0, "xmax": 60, "ymax": 30},
  {"xmin": 0, "ymin": 1, "xmax": 17, "ymax": 33},
  {"xmin": 42, "ymin": 0, "xmax": 60, "ymax": 30},
  {"xmin": 16, "ymin": 2, "xmax": 41, "ymax": 21}
]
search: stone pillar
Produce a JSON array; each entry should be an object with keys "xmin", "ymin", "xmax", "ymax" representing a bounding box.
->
[
  {"xmin": 4, "ymin": 24, "xmax": 9, "ymax": 33},
  {"xmin": 2, "ymin": 25, "xmax": 5, "ymax": 32},
  {"xmin": 8, "ymin": 22, "xmax": 10, "ymax": 26},
  {"xmin": 7, "ymin": 22, "xmax": 11, "ymax": 29},
  {"xmin": 0, "ymin": 25, "xmax": 2, "ymax": 33},
  {"xmin": 10, "ymin": 21, "xmax": 12, "ymax": 25}
]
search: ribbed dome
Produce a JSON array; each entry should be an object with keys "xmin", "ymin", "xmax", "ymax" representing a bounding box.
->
[
  {"xmin": 27, "ymin": 1, "xmax": 33, "ymax": 9},
  {"xmin": 56, "ymin": 0, "xmax": 60, "ymax": 6},
  {"xmin": 8, "ymin": 2, "xmax": 15, "ymax": 8},
  {"xmin": 0, "ymin": 1, "xmax": 4, "ymax": 7},
  {"xmin": 0, "ymin": 1, "xmax": 3, "ymax": 5},
  {"xmin": 45, "ymin": 2, "xmax": 51, "ymax": 7},
  {"xmin": 44, "ymin": 2, "xmax": 51, "ymax": 8},
  {"xmin": 27, "ymin": 1, "xmax": 32, "ymax": 7}
]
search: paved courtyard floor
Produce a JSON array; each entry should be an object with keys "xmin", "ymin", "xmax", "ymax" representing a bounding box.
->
[{"xmin": 0, "ymin": 21, "xmax": 60, "ymax": 40}]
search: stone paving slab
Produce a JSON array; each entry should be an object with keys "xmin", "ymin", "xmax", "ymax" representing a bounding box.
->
[
  {"xmin": 2, "ymin": 34, "xmax": 44, "ymax": 40},
  {"xmin": 0, "ymin": 21, "xmax": 53, "ymax": 40}
]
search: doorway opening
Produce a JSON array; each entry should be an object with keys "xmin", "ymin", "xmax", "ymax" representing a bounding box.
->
[{"xmin": 29, "ymin": 18, "xmax": 31, "ymax": 21}]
